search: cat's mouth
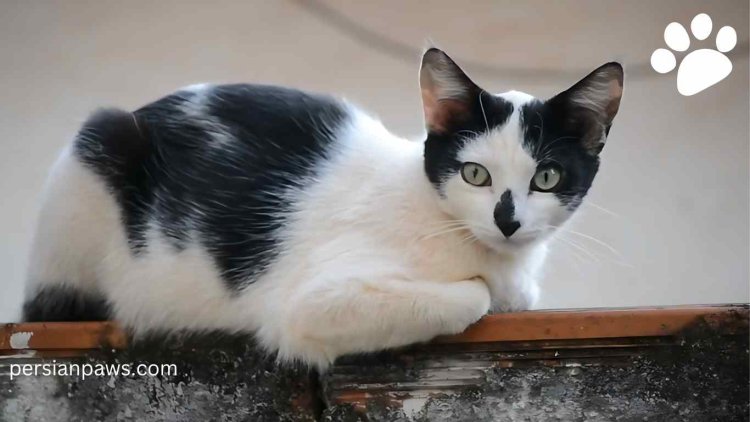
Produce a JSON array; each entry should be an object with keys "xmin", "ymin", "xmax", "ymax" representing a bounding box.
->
[
  {"xmin": 498, "ymin": 225, "xmax": 557, "ymax": 246},
  {"xmin": 500, "ymin": 234, "xmax": 537, "ymax": 246},
  {"xmin": 475, "ymin": 230, "xmax": 540, "ymax": 253}
]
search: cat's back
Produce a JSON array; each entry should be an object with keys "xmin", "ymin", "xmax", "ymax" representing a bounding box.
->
[
  {"xmin": 134, "ymin": 83, "xmax": 350, "ymax": 155},
  {"xmin": 25, "ymin": 83, "xmax": 354, "ymax": 321},
  {"xmin": 81, "ymin": 83, "xmax": 351, "ymax": 279},
  {"xmin": 80, "ymin": 83, "xmax": 350, "ymax": 173},
  {"xmin": 75, "ymin": 83, "xmax": 351, "ymax": 200}
]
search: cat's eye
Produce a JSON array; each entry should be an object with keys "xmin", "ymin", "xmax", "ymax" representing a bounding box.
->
[
  {"xmin": 461, "ymin": 162, "xmax": 492, "ymax": 187},
  {"xmin": 531, "ymin": 166, "xmax": 563, "ymax": 192}
]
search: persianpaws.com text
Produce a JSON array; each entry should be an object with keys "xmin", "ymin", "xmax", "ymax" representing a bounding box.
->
[{"xmin": 7, "ymin": 360, "xmax": 177, "ymax": 380}]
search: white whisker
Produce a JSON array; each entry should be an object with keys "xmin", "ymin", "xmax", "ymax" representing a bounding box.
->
[
  {"xmin": 478, "ymin": 91, "xmax": 490, "ymax": 133},
  {"xmin": 421, "ymin": 225, "xmax": 471, "ymax": 240},
  {"xmin": 551, "ymin": 234, "xmax": 600, "ymax": 263},
  {"xmin": 584, "ymin": 201, "xmax": 622, "ymax": 218},
  {"xmin": 545, "ymin": 225, "xmax": 622, "ymax": 258}
]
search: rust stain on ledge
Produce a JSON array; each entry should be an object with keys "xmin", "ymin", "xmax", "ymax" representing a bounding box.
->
[
  {"xmin": 436, "ymin": 304, "xmax": 748, "ymax": 344},
  {"xmin": 0, "ymin": 321, "xmax": 127, "ymax": 352}
]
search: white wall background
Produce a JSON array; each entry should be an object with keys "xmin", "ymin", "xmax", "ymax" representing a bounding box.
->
[{"xmin": 1, "ymin": 0, "xmax": 748, "ymax": 321}]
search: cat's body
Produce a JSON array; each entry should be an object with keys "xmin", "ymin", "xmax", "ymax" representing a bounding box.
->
[{"xmin": 24, "ymin": 50, "xmax": 623, "ymax": 368}]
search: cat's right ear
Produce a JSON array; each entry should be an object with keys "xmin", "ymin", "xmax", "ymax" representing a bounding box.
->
[
  {"xmin": 547, "ymin": 62, "xmax": 624, "ymax": 154},
  {"xmin": 420, "ymin": 48, "xmax": 481, "ymax": 134}
]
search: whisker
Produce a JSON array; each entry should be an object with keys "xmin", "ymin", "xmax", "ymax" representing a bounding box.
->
[
  {"xmin": 460, "ymin": 232, "xmax": 479, "ymax": 246},
  {"xmin": 551, "ymin": 234, "xmax": 600, "ymax": 263},
  {"xmin": 478, "ymin": 91, "xmax": 490, "ymax": 133},
  {"xmin": 538, "ymin": 136, "xmax": 577, "ymax": 158},
  {"xmin": 544, "ymin": 224, "xmax": 622, "ymax": 258},
  {"xmin": 533, "ymin": 111, "xmax": 545, "ymax": 157},
  {"xmin": 583, "ymin": 201, "xmax": 622, "ymax": 218},
  {"xmin": 421, "ymin": 225, "xmax": 471, "ymax": 240},
  {"xmin": 549, "ymin": 227, "xmax": 634, "ymax": 268},
  {"xmin": 560, "ymin": 229, "xmax": 622, "ymax": 258}
]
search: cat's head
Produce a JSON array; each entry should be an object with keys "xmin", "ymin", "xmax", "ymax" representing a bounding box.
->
[{"xmin": 420, "ymin": 48, "xmax": 623, "ymax": 253}]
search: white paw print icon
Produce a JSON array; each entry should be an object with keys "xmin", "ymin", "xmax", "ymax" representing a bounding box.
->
[{"xmin": 651, "ymin": 13, "xmax": 737, "ymax": 96}]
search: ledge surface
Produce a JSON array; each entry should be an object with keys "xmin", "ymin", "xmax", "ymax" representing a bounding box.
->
[
  {"xmin": 2, "ymin": 304, "xmax": 747, "ymax": 352},
  {"xmin": 1, "ymin": 304, "xmax": 748, "ymax": 421}
]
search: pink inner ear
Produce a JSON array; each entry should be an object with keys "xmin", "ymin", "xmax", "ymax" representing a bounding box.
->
[
  {"xmin": 421, "ymin": 87, "xmax": 440, "ymax": 130},
  {"xmin": 421, "ymin": 71, "xmax": 473, "ymax": 134},
  {"xmin": 605, "ymin": 79, "xmax": 623, "ymax": 121},
  {"xmin": 423, "ymin": 96, "xmax": 472, "ymax": 135},
  {"xmin": 420, "ymin": 50, "xmax": 480, "ymax": 134}
]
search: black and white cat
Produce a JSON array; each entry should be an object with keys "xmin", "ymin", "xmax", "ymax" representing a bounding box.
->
[{"xmin": 24, "ymin": 49, "xmax": 623, "ymax": 368}]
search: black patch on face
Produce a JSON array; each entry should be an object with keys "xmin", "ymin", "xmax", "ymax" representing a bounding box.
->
[
  {"xmin": 75, "ymin": 85, "xmax": 348, "ymax": 291},
  {"xmin": 423, "ymin": 92, "xmax": 513, "ymax": 192},
  {"xmin": 520, "ymin": 100, "xmax": 601, "ymax": 209},
  {"xmin": 23, "ymin": 285, "xmax": 111, "ymax": 322}
]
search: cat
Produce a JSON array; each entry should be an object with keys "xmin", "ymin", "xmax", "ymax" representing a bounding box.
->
[{"xmin": 23, "ymin": 48, "xmax": 623, "ymax": 368}]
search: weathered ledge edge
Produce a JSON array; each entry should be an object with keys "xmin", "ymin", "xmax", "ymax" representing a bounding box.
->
[
  {"xmin": 1, "ymin": 304, "xmax": 748, "ymax": 421},
  {"xmin": 2, "ymin": 304, "xmax": 747, "ymax": 352}
]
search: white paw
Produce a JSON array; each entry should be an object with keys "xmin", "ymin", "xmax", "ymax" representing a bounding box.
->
[
  {"xmin": 440, "ymin": 279, "xmax": 490, "ymax": 334},
  {"xmin": 651, "ymin": 13, "xmax": 737, "ymax": 96}
]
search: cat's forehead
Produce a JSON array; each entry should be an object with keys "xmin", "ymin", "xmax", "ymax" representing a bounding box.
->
[
  {"xmin": 458, "ymin": 90, "xmax": 539, "ymax": 169},
  {"xmin": 494, "ymin": 90, "xmax": 536, "ymax": 106}
]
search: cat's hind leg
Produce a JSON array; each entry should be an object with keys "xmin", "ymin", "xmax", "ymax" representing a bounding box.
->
[
  {"xmin": 24, "ymin": 109, "xmax": 143, "ymax": 322},
  {"xmin": 23, "ymin": 285, "xmax": 111, "ymax": 322},
  {"xmin": 23, "ymin": 148, "xmax": 115, "ymax": 321},
  {"xmin": 274, "ymin": 277, "xmax": 491, "ymax": 368},
  {"xmin": 23, "ymin": 147, "xmax": 124, "ymax": 321}
]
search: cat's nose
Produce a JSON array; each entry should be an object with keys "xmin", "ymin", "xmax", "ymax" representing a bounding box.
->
[
  {"xmin": 494, "ymin": 189, "xmax": 520, "ymax": 238},
  {"xmin": 496, "ymin": 220, "xmax": 521, "ymax": 238}
]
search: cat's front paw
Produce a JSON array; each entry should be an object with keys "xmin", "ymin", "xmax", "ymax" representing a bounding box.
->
[
  {"xmin": 491, "ymin": 299, "xmax": 530, "ymax": 313},
  {"xmin": 440, "ymin": 278, "xmax": 491, "ymax": 334}
]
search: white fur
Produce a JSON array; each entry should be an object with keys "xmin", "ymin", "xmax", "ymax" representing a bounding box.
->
[{"xmin": 28, "ymin": 96, "xmax": 553, "ymax": 369}]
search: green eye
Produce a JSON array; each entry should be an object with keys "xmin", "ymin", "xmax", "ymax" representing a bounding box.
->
[
  {"xmin": 461, "ymin": 162, "xmax": 492, "ymax": 187},
  {"xmin": 531, "ymin": 166, "xmax": 563, "ymax": 192}
]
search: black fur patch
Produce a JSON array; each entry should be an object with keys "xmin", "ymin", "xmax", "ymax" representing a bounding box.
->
[
  {"xmin": 23, "ymin": 285, "xmax": 111, "ymax": 322},
  {"xmin": 74, "ymin": 85, "xmax": 348, "ymax": 290},
  {"xmin": 520, "ymin": 100, "xmax": 601, "ymax": 209},
  {"xmin": 75, "ymin": 108, "xmax": 153, "ymax": 251},
  {"xmin": 423, "ymin": 91, "xmax": 513, "ymax": 193}
]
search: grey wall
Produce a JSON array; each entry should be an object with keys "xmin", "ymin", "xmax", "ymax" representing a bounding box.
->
[{"xmin": 1, "ymin": 0, "xmax": 748, "ymax": 321}]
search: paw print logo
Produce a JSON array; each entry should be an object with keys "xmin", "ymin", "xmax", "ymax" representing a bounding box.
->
[{"xmin": 651, "ymin": 13, "xmax": 737, "ymax": 96}]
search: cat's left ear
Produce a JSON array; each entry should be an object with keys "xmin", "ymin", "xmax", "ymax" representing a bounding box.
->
[
  {"xmin": 549, "ymin": 62, "xmax": 624, "ymax": 155},
  {"xmin": 419, "ymin": 48, "xmax": 481, "ymax": 134}
]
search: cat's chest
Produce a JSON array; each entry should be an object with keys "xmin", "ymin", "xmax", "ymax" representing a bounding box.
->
[
  {"xmin": 399, "ymin": 229, "xmax": 543, "ymax": 288},
  {"xmin": 398, "ymin": 229, "xmax": 492, "ymax": 282}
]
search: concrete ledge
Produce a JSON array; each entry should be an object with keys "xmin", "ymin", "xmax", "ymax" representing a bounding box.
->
[{"xmin": 1, "ymin": 305, "xmax": 748, "ymax": 421}]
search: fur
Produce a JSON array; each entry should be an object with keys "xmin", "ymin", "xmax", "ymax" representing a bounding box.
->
[{"xmin": 24, "ymin": 49, "xmax": 623, "ymax": 368}]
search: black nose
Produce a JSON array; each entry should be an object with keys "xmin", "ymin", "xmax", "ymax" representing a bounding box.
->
[
  {"xmin": 494, "ymin": 190, "xmax": 520, "ymax": 238},
  {"xmin": 497, "ymin": 220, "xmax": 521, "ymax": 238}
]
